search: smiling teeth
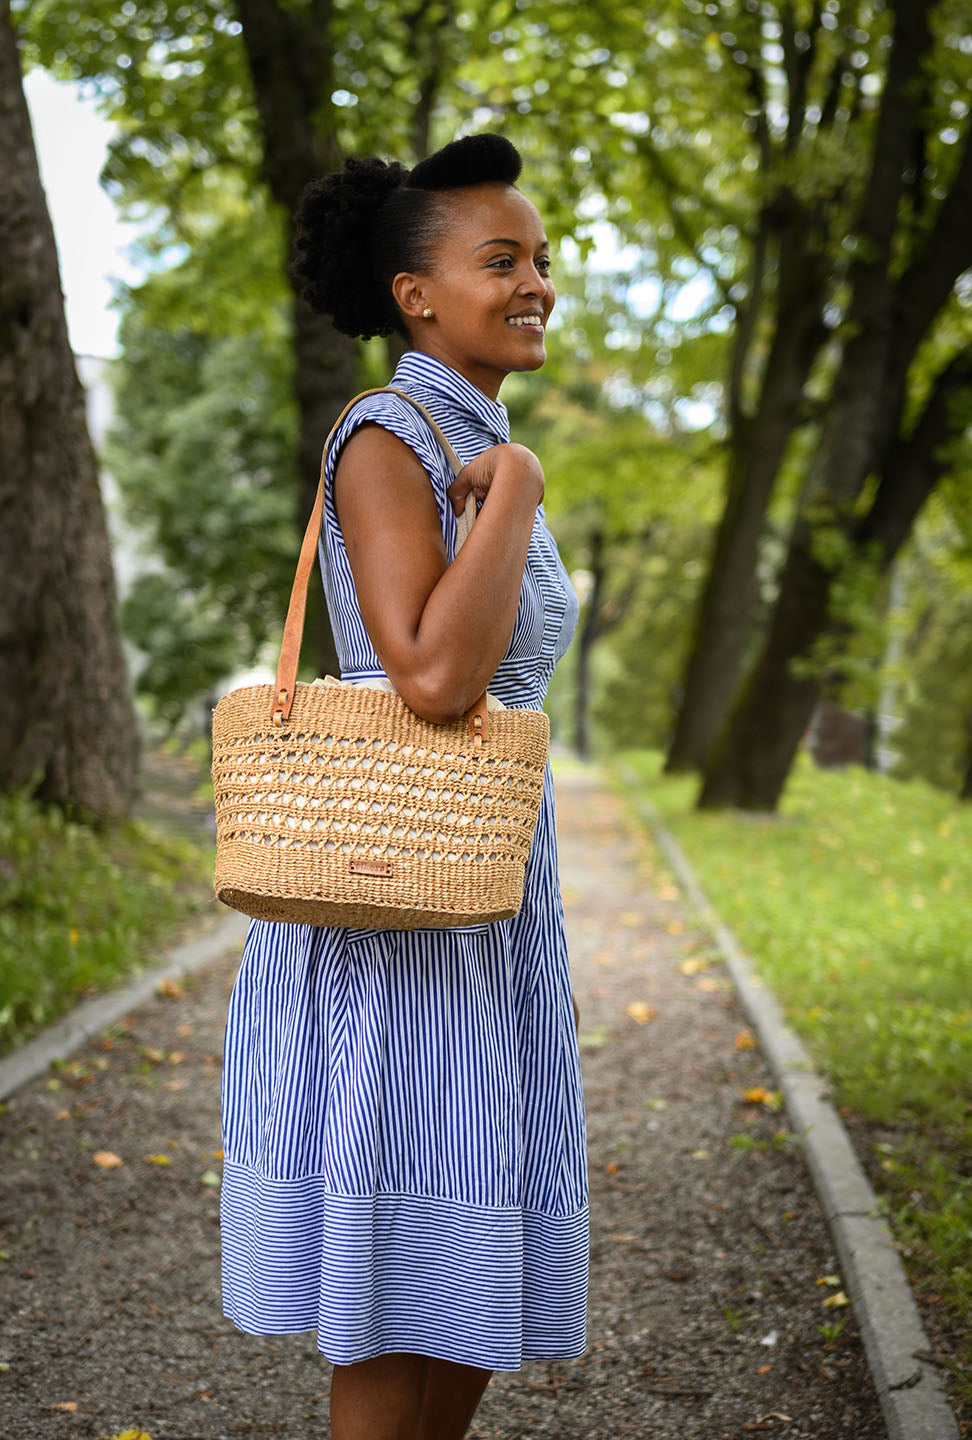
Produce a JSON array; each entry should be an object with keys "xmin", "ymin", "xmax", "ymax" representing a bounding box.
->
[{"xmin": 507, "ymin": 315, "xmax": 543, "ymax": 327}]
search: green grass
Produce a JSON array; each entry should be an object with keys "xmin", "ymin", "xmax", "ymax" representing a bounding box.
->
[
  {"xmin": 617, "ymin": 750, "xmax": 972, "ymax": 1408},
  {"xmin": 0, "ymin": 788, "xmax": 214, "ymax": 1056}
]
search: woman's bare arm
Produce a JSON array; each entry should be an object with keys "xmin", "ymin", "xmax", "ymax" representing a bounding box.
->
[{"xmin": 333, "ymin": 424, "xmax": 543, "ymax": 722}]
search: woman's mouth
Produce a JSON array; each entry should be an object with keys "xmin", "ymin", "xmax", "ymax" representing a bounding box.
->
[{"xmin": 506, "ymin": 313, "xmax": 544, "ymax": 331}]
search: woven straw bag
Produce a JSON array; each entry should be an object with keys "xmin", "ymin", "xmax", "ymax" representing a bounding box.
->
[{"xmin": 211, "ymin": 389, "xmax": 550, "ymax": 929}]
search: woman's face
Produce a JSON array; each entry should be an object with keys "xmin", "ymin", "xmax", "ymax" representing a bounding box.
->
[{"xmin": 396, "ymin": 183, "xmax": 555, "ymax": 400}]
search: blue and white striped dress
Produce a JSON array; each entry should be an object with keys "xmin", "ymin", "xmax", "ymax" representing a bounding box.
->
[{"xmin": 220, "ymin": 350, "xmax": 588, "ymax": 1370}]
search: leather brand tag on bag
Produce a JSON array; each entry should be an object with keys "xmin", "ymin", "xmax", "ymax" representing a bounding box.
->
[{"xmin": 348, "ymin": 859, "xmax": 394, "ymax": 879}]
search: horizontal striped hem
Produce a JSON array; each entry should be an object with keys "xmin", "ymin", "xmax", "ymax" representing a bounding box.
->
[{"xmin": 220, "ymin": 1162, "xmax": 588, "ymax": 1370}]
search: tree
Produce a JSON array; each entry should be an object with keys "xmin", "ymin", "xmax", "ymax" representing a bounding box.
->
[
  {"xmin": 0, "ymin": 0, "xmax": 139, "ymax": 820},
  {"xmin": 699, "ymin": 0, "xmax": 972, "ymax": 810}
]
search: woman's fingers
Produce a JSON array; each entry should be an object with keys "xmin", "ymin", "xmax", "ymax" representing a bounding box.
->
[{"xmin": 448, "ymin": 444, "xmax": 544, "ymax": 515}]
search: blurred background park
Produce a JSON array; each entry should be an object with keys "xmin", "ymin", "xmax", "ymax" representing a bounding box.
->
[{"xmin": 1, "ymin": 0, "xmax": 970, "ymax": 1417}]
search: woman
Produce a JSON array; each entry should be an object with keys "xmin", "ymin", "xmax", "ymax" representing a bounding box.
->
[{"xmin": 220, "ymin": 133, "xmax": 588, "ymax": 1440}]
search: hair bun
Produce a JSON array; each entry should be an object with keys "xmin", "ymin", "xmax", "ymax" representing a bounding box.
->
[
  {"xmin": 409, "ymin": 133, "xmax": 521, "ymax": 191},
  {"xmin": 291, "ymin": 157, "xmax": 408, "ymax": 339}
]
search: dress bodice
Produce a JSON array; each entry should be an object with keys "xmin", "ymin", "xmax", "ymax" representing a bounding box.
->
[{"xmin": 318, "ymin": 351, "xmax": 578, "ymax": 711}]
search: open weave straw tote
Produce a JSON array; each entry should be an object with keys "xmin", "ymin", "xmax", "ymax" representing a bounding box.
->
[{"xmin": 211, "ymin": 389, "xmax": 550, "ymax": 929}]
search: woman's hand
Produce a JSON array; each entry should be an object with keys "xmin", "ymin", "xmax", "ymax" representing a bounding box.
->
[{"xmin": 448, "ymin": 443, "xmax": 545, "ymax": 517}]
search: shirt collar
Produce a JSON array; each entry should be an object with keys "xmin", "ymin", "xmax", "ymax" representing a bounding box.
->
[{"xmin": 392, "ymin": 350, "xmax": 510, "ymax": 444}]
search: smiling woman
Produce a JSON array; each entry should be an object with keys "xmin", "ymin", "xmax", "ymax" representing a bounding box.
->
[{"xmin": 218, "ymin": 134, "xmax": 586, "ymax": 1440}]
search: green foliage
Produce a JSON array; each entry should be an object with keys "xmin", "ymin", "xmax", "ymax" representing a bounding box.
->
[
  {"xmin": 619, "ymin": 747, "xmax": 972, "ymax": 1398},
  {"xmin": 108, "ymin": 308, "xmax": 297, "ymax": 726},
  {"xmin": 0, "ymin": 789, "xmax": 212, "ymax": 1055}
]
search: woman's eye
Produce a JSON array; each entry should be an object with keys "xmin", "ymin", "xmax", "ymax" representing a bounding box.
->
[
  {"xmin": 488, "ymin": 256, "xmax": 514, "ymax": 269},
  {"xmin": 536, "ymin": 257, "xmax": 552, "ymax": 274}
]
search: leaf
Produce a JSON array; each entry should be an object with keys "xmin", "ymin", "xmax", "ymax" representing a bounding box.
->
[
  {"xmin": 157, "ymin": 978, "xmax": 185, "ymax": 999},
  {"xmin": 92, "ymin": 1150, "xmax": 123, "ymax": 1169},
  {"xmin": 145, "ymin": 1154, "xmax": 171, "ymax": 1166},
  {"xmin": 199, "ymin": 1169, "xmax": 221, "ymax": 1188},
  {"xmin": 52, "ymin": 1402, "xmax": 78, "ymax": 1412},
  {"xmin": 817, "ymin": 1274, "xmax": 842, "ymax": 1287},
  {"xmin": 823, "ymin": 1290, "xmax": 851, "ymax": 1308},
  {"xmin": 742, "ymin": 1088, "xmax": 782, "ymax": 1111},
  {"xmin": 619, "ymin": 910, "xmax": 644, "ymax": 926},
  {"xmin": 679, "ymin": 956, "xmax": 709, "ymax": 975},
  {"xmin": 114, "ymin": 1430, "xmax": 155, "ymax": 1440},
  {"xmin": 734, "ymin": 1028, "xmax": 757, "ymax": 1050},
  {"xmin": 626, "ymin": 1001, "xmax": 658, "ymax": 1024}
]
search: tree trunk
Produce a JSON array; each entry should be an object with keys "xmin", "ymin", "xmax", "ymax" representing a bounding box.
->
[
  {"xmin": 235, "ymin": 0, "xmax": 356, "ymax": 679},
  {"xmin": 959, "ymin": 714, "xmax": 972, "ymax": 802},
  {"xmin": 697, "ymin": 518, "xmax": 830, "ymax": 809},
  {"xmin": 0, "ymin": 2, "xmax": 139, "ymax": 820},
  {"xmin": 664, "ymin": 420, "xmax": 786, "ymax": 772},
  {"xmin": 574, "ymin": 528, "xmax": 605, "ymax": 760},
  {"xmin": 665, "ymin": 209, "xmax": 829, "ymax": 774}
]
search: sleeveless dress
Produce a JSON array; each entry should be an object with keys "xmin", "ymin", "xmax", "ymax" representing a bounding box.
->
[{"xmin": 220, "ymin": 350, "xmax": 588, "ymax": 1371}]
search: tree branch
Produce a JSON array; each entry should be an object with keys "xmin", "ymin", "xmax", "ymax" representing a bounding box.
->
[
  {"xmin": 893, "ymin": 124, "xmax": 972, "ymax": 364},
  {"xmin": 780, "ymin": 0, "xmax": 822, "ymax": 153},
  {"xmin": 858, "ymin": 346, "xmax": 972, "ymax": 563}
]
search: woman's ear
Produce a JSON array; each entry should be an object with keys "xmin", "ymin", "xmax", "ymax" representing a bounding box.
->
[{"xmin": 392, "ymin": 272, "xmax": 431, "ymax": 323}]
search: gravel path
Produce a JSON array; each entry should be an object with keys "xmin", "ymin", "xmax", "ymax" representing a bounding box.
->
[{"xmin": 0, "ymin": 767, "xmax": 887, "ymax": 1439}]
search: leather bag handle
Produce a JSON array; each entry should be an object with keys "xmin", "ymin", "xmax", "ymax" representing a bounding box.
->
[{"xmin": 271, "ymin": 387, "xmax": 488, "ymax": 745}]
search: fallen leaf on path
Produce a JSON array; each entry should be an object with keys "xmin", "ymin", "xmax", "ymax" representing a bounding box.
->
[
  {"xmin": 592, "ymin": 951, "xmax": 614, "ymax": 967},
  {"xmin": 625, "ymin": 1002, "xmax": 658, "ymax": 1024},
  {"xmin": 665, "ymin": 920, "xmax": 684, "ymax": 935},
  {"xmin": 679, "ymin": 956, "xmax": 709, "ymax": 975},
  {"xmin": 52, "ymin": 1402, "xmax": 78, "ymax": 1412},
  {"xmin": 734, "ymin": 1028, "xmax": 757, "ymax": 1050},
  {"xmin": 92, "ymin": 1151, "xmax": 123, "ymax": 1170},
  {"xmin": 54, "ymin": 1108, "xmax": 71, "ymax": 1121},
  {"xmin": 578, "ymin": 1028, "xmax": 609, "ymax": 1049},
  {"xmin": 157, "ymin": 978, "xmax": 185, "ymax": 999},
  {"xmin": 759, "ymin": 1330, "xmax": 778, "ymax": 1346},
  {"xmin": 696, "ymin": 976, "xmax": 729, "ymax": 993},
  {"xmin": 145, "ymin": 1154, "xmax": 171, "ymax": 1166},
  {"xmin": 742, "ymin": 1087, "xmax": 782, "ymax": 1111},
  {"xmin": 816, "ymin": 1274, "xmax": 841, "ymax": 1287},
  {"xmin": 620, "ymin": 911, "xmax": 643, "ymax": 927},
  {"xmin": 167, "ymin": 1051, "xmax": 185, "ymax": 1064},
  {"xmin": 692, "ymin": 1148, "xmax": 709, "ymax": 1159},
  {"xmin": 114, "ymin": 1430, "xmax": 155, "ymax": 1440},
  {"xmin": 756, "ymin": 1363, "xmax": 773, "ymax": 1374},
  {"xmin": 823, "ymin": 1290, "xmax": 850, "ymax": 1308},
  {"xmin": 176, "ymin": 1024, "xmax": 194, "ymax": 1037},
  {"xmin": 164, "ymin": 1080, "xmax": 187, "ymax": 1091},
  {"xmin": 212, "ymin": 1147, "xmax": 225, "ymax": 1160},
  {"xmin": 604, "ymin": 1161, "xmax": 621, "ymax": 1175},
  {"xmin": 199, "ymin": 1170, "xmax": 221, "ymax": 1188}
]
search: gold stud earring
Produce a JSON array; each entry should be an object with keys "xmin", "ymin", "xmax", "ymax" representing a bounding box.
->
[{"xmin": 422, "ymin": 306, "xmax": 433, "ymax": 319}]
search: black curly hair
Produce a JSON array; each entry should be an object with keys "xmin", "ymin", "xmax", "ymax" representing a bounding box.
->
[{"xmin": 290, "ymin": 134, "xmax": 523, "ymax": 341}]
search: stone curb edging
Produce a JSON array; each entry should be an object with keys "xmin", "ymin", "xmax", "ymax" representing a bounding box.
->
[
  {"xmin": 0, "ymin": 908, "xmax": 249, "ymax": 1104},
  {"xmin": 624, "ymin": 784, "xmax": 960, "ymax": 1440}
]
